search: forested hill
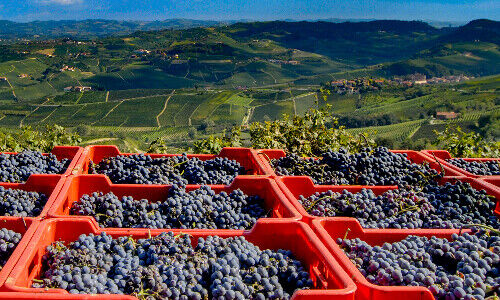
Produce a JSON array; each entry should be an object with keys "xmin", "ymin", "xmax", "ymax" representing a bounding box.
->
[{"xmin": 439, "ymin": 19, "xmax": 500, "ymax": 44}]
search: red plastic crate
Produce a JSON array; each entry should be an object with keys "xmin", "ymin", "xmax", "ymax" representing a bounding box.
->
[
  {"xmin": 0, "ymin": 175, "xmax": 65, "ymax": 220},
  {"xmin": 0, "ymin": 293, "xmax": 73, "ymax": 299},
  {"xmin": 421, "ymin": 150, "xmax": 500, "ymax": 179},
  {"xmin": 277, "ymin": 176, "xmax": 500, "ymax": 223},
  {"xmin": 74, "ymin": 145, "xmax": 269, "ymax": 180},
  {"xmin": 482, "ymin": 177, "xmax": 500, "ymax": 189},
  {"xmin": 6, "ymin": 218, "xmax": 357, "ymax": 300},
  {"xmin": 0, "ymin": 294, "xmax": 83, "ymax": 299},
  {"xmin": 311, "ymin": 218, "xmax": 464, "ymax": 300},
  {"xmin": 0, "ymin": 218, "xmax": 39, "ymax": 291},
  {"xmin": 256, "ymin": 149, "xmax": 463, "ymax": 180},
  {"xmin": 275, "ymin": 176, "xmax": 397, "ymax": 223},
  {"xmin": 47, "ymin": 174, "xmax": 302, "ymax": 230},
  {"xmin": 0, "ymin": 146, "xmax": 83, "ymax": 182}
]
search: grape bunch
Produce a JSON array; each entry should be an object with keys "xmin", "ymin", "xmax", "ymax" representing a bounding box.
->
[
  {"xmin": 0, "ymin": 151, "xmax": 70, "ymax": 183},
  {"xmin": 0, "ymin": 186, "xmax": 48, "ymax": 217},
  {"xmin": 298, "ymin": 181, "xmax": 499, "ymax": 229},
  {"xmin": 446, "ymin": 158, "xmax": 500, "ymax": 176},
  {"xmin": 338, "ymin": 229, "xmax": 500, "ymax": 300},
  {"xmin": 90, "ymin": 154, "xmax": 246, "ymax": 185},
  {"xmin": 34, "ymin": 232, "xmax": 314, "ymax": 299},
  {"xmin": 0, "ymin": 228, "xmax": 22, "ymax": 271},
  {"xmin": 70, "ymin": 185, "xmax": 267, "ymax": 229},
  {"xmin": 271, "ymin": 147, "xmax": 440, "ymax": 186}
]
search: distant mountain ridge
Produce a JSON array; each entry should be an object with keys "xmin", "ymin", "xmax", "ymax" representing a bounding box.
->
[
  {"xmin": 0, "ymin": 18, "xmax": 462, "ymax": 40},
  {"xmin": 0, "ymin": 19, "xmax": 227, "ymax": 39}
]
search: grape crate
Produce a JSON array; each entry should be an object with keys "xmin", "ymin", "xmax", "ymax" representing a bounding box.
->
[
  {"xmin": 89, "ymin": 154, "xmax": 246, "ymax": 185},
  {"xmin": 0, "ymin": 151, "xmax": 69, "ymax": 183},
  {"xmin": 338, "ymin": 229, "xmax": 500, "ymax": 300},
  {"xmin": 70, "ymin": 185, "xmax": 267, "ymax": 229},
  {"xmin": 271, "ymin": 147, "xmax": 442, "ymax": 186},
  {"xmin": 446, "ymin": 159, "xmax": 500, "ymax": 176},
  {"xmin": 297, "ymin": 181, "xmax": 499, "ymax": 229}
]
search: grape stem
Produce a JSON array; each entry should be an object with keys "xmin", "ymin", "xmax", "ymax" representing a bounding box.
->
[
  {"xmin": 431, "ymin": 153, "xmax": 446, "ymax": 176},
  {"xmin": 343, "ymin": 228, "xmax": 351, "ymax": 240},
  {"xmin": 459, "ymin": 224, "xmax": 500, "ymax": 235},
  {"xmin": 257, "ymin": 152, "xmax": 272, "ymax": 163},
  {"xmin": 305, "ymin": 195, "xmax": 333, "ymax": 212}
]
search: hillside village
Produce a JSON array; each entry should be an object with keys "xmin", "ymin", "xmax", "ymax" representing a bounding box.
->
[{"xmin": 326, "ymin": 74, "xmax": 474, "ymax": 94}]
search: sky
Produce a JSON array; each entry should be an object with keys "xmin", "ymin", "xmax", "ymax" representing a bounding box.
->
[{"xmin": 0, "ymin": 0, "xmax": 498, "ymax": 22}]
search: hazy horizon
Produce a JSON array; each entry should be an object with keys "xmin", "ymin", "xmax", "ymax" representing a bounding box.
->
[{"xmin": 0, "ymin": 0, "xmax": 497, "ymax": 23}]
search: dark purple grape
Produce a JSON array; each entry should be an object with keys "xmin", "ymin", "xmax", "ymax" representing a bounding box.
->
[
  {"xmin": 70, "ymin": 185, "xmax": 266, "ymax": 230},
  {"xmin": 34, "ymin": 232, "xmax": 313, "ymax": 299},
  {"xmin": 90, "ymin": 153, "xmax": 245, "ymax": 185},
  {"xmin": 272, "ymin": 147, "xmax": 440, "ymax": 187}
]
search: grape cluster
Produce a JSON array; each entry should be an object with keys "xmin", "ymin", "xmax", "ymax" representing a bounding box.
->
[
  {"xmin": 0, "ymin": 186, "xmax": 48, "ymax": 217},
  {"xmin": 271, "ymin": 147, "xmax": 440, "ymax": 186},
  {"xmin": 34, "ymin": 232, "xmax": 313, "ymax": 299},
  {"xmin": 338, "ymin": 230, "xmax": 500, "ymax": 300},
  {"xmin": 298, "ymin": 181, "xmax": 499, "ymax": 229},
  {"xmin": 0, "ymin": 151, "xmax": 70, "ymax": 183},
  {"xmin": 0, "ymin": 228, "xmax": 22, "ymax": 271},
  {"xmin": 446, "ymin": 159, "xmax": 500, "ymax": 176},
  {"xmin": 70, "ymin": 185, "xmax": 267, "ymax": 229},
  {"xmin": 90, "ymin": 154, "xmax": 246, "ymax": 185}
]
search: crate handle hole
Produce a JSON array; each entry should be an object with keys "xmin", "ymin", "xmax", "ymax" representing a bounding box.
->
[{"xmin": 28, "ymin": 253, "xmax": 41, "ymax": 281}]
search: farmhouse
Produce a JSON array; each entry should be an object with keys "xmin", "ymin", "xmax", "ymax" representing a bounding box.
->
[
  {"xmin": 74, "ymin": 86, "xmax": 92, "ymax": 92},
  {"xmin": 64, "ymin": 86, "xmax": 92, "ymax": 92},
  {"xmin": 60, "ymin": 66, "xmax": 75, "ymax": 72},
  {"xmin": 436, "ymin": 112, "xmax": 459, "ymax": 120},
  {"xmin": 134, "ymin": 49, "xmax": 151, "ymax": 55}
]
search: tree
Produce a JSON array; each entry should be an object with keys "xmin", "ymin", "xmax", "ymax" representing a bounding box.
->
[
  {"xmin": 75, "ymin": 125, "xmax": 91, "ymax": 136},
  {"xmin": 188, "ymin": 127, "xmax": 197, "ymax": 139},
  {"xmin": 433, "ymin": 125, "xmax": 500, "ymax": 158},
  {"xmin": 198, "ymin": 119, "xmax": 216, "ymax": 134}
]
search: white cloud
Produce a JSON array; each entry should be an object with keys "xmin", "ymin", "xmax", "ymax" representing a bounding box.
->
[{"xmin": 38, "ymin": 0, "xmax": 82, "ymax": 4}]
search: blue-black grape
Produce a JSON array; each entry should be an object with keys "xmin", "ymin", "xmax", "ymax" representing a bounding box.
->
[
  {"xmin": 0, "ymin": 186, "xmax": 48, "ymax": 217},
  {"xmin": 272, "ymin": 147, "xmax": 441, "ymax": 186},
  {"xmin": 446, "ymin": 159, "xmax": 500, "ymax": 176},
  {"xmin": 34, "ymin": 232, "xmax": 313, "ymax": 299},
  {"xmin": 298, "ymin": 181, "xmax": 499, "ymax": 229},
  {"xmin": 338, "ymin": 229, "xmax": 500, "ymax": 300},
  {"xmin": 0, "ymin": 151, "xmax": 70, "ymax": 183},
  {"xmin": 90, "ymin": 154, "xmax": 246, "ymax": 185},
  {"xmin": 70, "ymin": 185, "xmax": 267, "ymax": 230},
  {"xmin": 0, "ymin": 228, "xmax": 22, "ymax": 270}
]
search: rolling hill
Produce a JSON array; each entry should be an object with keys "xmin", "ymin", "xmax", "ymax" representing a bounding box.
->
[{"xmin": 0, "ymin": 18, "xmax": 497, "ymax": 151}]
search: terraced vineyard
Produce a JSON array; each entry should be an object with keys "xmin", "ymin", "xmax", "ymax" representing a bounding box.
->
[{"xmin": 347, "ymin": 119, "xmax": 427, "ymax": 142}]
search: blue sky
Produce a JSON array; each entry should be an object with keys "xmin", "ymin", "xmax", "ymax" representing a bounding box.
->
[{"xmin": 0, "ymin": 0, "xmax": 497, "ymax": 22}]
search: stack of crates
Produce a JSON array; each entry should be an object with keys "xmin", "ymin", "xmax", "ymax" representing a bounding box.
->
[{"xmin": 0, "ymin": 146, "xmax": 497, "ymax": 299}]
